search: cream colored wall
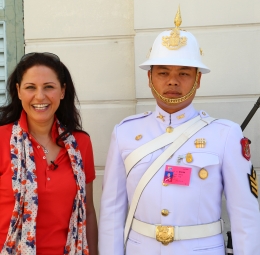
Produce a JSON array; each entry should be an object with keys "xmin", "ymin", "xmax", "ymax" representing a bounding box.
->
[
  {"xmin": 24, "ymin": 0, "xmax": 135, "ymax": 221},
  {"xmin": 24, "ymin": 0, "xmax": 260, "ymax": 228}
]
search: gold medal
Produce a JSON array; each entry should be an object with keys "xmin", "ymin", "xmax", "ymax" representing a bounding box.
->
[
  {"xmin": 199, "ymin": 168, "xmax": 208, "ymax": 180},
  {"xmin": 166, "ymin": 126, "xmax": 173, "ymax": 133},
  {"xmin": 186, "ymin": 153, "xmax": 193, "ymax": 163}
]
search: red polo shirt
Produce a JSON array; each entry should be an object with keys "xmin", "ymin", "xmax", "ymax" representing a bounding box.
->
[{"xmin": 0, "ymin": 111, "xmax": 95, "ymax": 254}]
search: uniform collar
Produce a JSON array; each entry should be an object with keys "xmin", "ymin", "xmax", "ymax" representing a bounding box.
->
[
  {"xmin": 18, "ymin": 110, "xmax": 59, "ymax": 142},
  {"xmin": 154, "ymin": 104, "xmax": 198, "ymax": 127}
]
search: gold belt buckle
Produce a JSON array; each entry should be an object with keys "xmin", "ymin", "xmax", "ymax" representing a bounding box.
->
[{"xmin": 156, "ymin": 225, "xmax": 174, "ymax": 245}]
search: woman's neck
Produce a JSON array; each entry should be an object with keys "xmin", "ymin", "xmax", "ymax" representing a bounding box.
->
[{"xmin": 27, "ymin": 118, "xmax": 54, "ymax": 139}]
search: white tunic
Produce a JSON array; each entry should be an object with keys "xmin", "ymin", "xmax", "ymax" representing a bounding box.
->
[{"xmin": 98, "ymin": 103, "xmax": 260, "ymax": 255}]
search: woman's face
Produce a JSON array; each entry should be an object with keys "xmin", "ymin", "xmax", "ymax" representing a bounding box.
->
[{"xmin": 16, "ymin": 65, "xmax": 65, "ymax": 127}]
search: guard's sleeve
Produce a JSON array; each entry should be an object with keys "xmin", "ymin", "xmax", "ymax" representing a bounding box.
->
[
  {"xmin": 222, "ymin": 123, "xmax": 260, "ymax": 255},
  {"xmin": 98, "ymin": 125, "xmax": 128, "ymax": 255}
]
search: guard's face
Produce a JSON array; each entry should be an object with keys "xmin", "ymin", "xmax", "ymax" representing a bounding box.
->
[{"xmin": 148, "ymin": 65, "xmax": 201, "ymax": 113}]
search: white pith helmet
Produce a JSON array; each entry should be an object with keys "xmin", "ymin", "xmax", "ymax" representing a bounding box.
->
[{"xmin": 139, "ymin": 7, "xmax": 210, "ymax": 74}]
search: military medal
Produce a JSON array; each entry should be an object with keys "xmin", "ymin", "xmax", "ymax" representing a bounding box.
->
[
  {"xmin": 240, "ymin": 137, "xmax": 251, "ymax": 161},
  {"xmin": 194, "ymin": 138, "xmax": 206, "ymax": 148},
  {"xmin": 186, "ymin": 153, "xmax": 193, "ymax": 163},
  {"xmin": 198, "ymin": 168, "xmax": 208, "ymax": 180}
]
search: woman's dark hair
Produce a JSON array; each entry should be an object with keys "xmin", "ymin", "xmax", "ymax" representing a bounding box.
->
[{"xmin": 0, "ymin": 52, "xmax": 85, "ymax": 141}]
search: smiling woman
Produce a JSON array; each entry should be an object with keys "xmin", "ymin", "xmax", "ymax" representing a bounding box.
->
[
  {"xmin": 17, "ymin": 65, "xmax": 65, "ymax": 127},
  {"xmin": 0, "ymin": 53, "xmax": 98, "ymax": 255}
]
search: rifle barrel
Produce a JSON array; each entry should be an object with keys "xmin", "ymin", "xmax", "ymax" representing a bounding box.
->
[{"xmin": 241, "ymin": 97, "xmax": 260, "ymax": 131}]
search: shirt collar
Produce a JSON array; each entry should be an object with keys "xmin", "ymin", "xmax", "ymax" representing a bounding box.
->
[
  {"xmin": 18, "ymin": 110, "xmax": 59, "ymax": 142},
  {"xmin": 154, "ymin": 103, "xmax": 198, "ymax": 127}
]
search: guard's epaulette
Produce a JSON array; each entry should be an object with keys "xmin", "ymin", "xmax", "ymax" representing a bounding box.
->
[{"xmin": 118, "ymin": 111, "xmax": 152, "ymax": 126}]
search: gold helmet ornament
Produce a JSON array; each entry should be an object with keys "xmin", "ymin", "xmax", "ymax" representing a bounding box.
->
[{"xmin": 139, "ymin": 6, "xmax": 210, "ymax": 74}]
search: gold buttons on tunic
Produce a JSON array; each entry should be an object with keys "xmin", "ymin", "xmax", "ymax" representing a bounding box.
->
[
  {"xmin": 166, "ymin": 126, "xmax": 173, "ymax": 133},
  {"xmin": 199, "ymin": 168, "xmax": 208, "ymax": 180},
  {"xmin": 161, "ymin": 209, "xmax": 169, "ymax": 216},
  {"xmin": 135, "ymin": 135, "xmax": 142, "ymax": 141}
]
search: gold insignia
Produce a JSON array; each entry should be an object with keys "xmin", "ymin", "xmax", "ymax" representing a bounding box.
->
[
  {"xmin": 177, "ymin": 114, "xmax": 185, "ymax": 119},
  {"xmin": 202, "ymin": 112, "xmax": 206, "ymax": 116},
  {"xmin": 166, "ymin": 126, "xmax": 174, "ymax": 133},
  {"xmin": 162, "ymin": 6, "xmax": 187, "ymax": 50},
  {"xmin": 194, "ymin": 138, "xmax": 206, "ymax": 148},
  {"xmin": 199, "ymin": 168, "xmax": 208, "ymax": 180},
  {"xmin": 156, "ymin": 225, "xmax": 174, "ymax": 245},
  {"xmin": 186, "ymin": 153, "xmax": 193, "ymax": 163},
  {"xmin": 157, "ymin": 113, "xmax": 165, "ymax": 122},
  {"xmin": 200, "ymin": 48, "xmax": 204, "ymax": 56},
  {"xmin": 135, "ymin": 135, "xmax": 142, "ymax": 141},
  {"xmin": 248, "ymin": 166, "xmax": 258, "ymax": 198},
  {"xmin": 144, "ymin": 112, "xmax": 149, "ymax": 115}
]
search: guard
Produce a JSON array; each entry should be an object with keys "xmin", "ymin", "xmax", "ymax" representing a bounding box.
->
[{"xmin": 98, "ymin": 7, "xmax": 260, "ymax": 255}]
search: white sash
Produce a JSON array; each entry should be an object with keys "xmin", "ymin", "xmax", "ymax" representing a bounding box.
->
[
  {"xmin": 124, "ymin": 116, "xmax": 216, "ymax": 245},
  {"xmin": 124, "ymin": 115, "xmax": 201, "ymax": 176}
]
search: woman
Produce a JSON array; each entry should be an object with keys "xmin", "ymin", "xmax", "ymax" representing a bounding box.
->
[{"xmin": 0, "ymin": 53, "xmax": 98, "ymax": 255}]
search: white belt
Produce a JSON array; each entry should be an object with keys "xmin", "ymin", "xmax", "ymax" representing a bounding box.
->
[{"xmin": 132, "ymin": 218, "xmax": 223, "ymax": 244}]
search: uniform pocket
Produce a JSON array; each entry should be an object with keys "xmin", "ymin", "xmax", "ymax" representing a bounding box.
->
[
  {"xmin": 193, "ymin": 243, "xmax": 224, "ymax": 252},
  {"xmin": 183, "ymin": 152, "xmax": 219, "ymax": 168},
  {"xmin": 127, "ymin": 237, "xmax": 141, "ymax": 245}
]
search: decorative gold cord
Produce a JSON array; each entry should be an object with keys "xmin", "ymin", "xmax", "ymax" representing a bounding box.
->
[{"xmin": 149, "ymin": 69, "xmax": 199, "ymax": 104}]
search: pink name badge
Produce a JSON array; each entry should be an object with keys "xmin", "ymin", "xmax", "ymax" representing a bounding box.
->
[{"xmin": 163, "ymin": 165, "xmax": 192, "ymax": 186}]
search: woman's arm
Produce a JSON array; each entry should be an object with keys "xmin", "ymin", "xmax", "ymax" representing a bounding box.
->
[{"xmin": 85, "ymin": 182, "xmax": 98, "ymax": 255}]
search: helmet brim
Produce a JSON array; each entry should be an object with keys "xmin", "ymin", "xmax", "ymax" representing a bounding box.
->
[{"xmin": 139, "ymin": 57, "xmax": 210, "ymax": 74}]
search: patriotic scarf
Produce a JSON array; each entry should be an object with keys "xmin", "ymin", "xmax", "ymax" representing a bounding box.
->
[{"xmin": 0, "ymin": 119, "xmax": 89, "ymax": 255}]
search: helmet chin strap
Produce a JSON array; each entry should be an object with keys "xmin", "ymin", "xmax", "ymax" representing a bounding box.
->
[{"xmin": 149, "ymin": 69, "xmax": 200, "ymax": 104}]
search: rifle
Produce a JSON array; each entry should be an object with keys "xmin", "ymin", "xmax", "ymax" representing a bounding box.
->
[
  {"xmin": 241, "ymin": 96, "xmax": 260, "ymax": 131},
  {"xmin": 226, "ymin": 96, "xmax": 260, "ymax": 254},
  {"xmin": 226, "ymin": 231, "xmax": 233, "ymax": 255}
]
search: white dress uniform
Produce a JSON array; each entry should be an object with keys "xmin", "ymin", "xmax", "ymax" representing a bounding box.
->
[{"xmin": 98, "ymin": 103, "xmax": 260, "ymax": 255}]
